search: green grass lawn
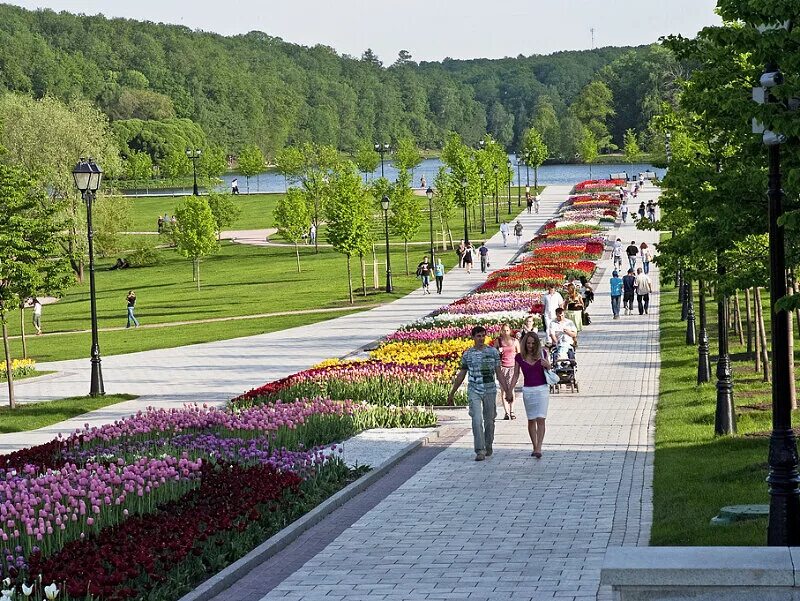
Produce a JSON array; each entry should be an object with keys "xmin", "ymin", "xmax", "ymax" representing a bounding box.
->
[
  {"xmin": 0, "ymin": 394, "xmax": 137, "ymax": 433},
  {"xmin": 652, "ymin": 284, "xmax": 800, "ymax": 546}
]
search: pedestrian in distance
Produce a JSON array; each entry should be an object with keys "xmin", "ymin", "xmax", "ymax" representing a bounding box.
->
[
  {"xmin": 526, "ymin": 192, "xmax": 533, "ymax": 214},
  {"xmin": 640, "ymin": 242, "xmax": 652, "ymax": 275},
  {"xmin": 610, "ymin": 270, "xmax": 623, "ymax": 319},
  {"xmin": 457, "ymin": 240, "xmax": 466, "ymax": 268},
  {"xmin": 416, "ymin": 256, "xmax": 432, "ymax": 294},
  {"xmin": 622, "ymin": 269, "xmax": 636, "ymax": 316},
  {"xmin": 493, "ymin": 323, "xmax": 520, "ymax": 421},
  {"xmin": 621, "ymin": 201, "xmax": 629, "ymax": 223},
  {"xmin": 626, "ymin": 240, "xmax": 639, "ymax": 271},
  {"xmin": 31, "ymin": 297, "xmax": 43, "ymax": 335},
  {"xmin": 231, "ymin": 178, "xmax": 240, "ymax": 194},
  {"xmin": 478, "ymin": 242, "xmax": 489, "ymax": 273},
  {"xmin": 517, "ymin": 314, "xmax": 538, "ymax": 339},
  {"xmin": 635, "ymin": 267, "xmax": 653, "ymax": 315},
  {"xmin": 448, "ymin": 325, "xmax": 514, "ymax": 461},
  {"xmin": 514, "ymin": 220, "xmax": 524, "ymax": 245},
  {"xmin": 542, "ymin": 283, "xmax": 564, "ymax": 335},
  {"xmin": 513, "ymin": 332, "xmax": 552, "ymax": 458},
  {"xmin": 638, "ymin": 201, "xmax": 646, "ymax": 221},
  {"xmin": 157, "ymin": 215, "xmax": 164, "ymax": 233},
  {"xmin": 646, "ymin": 199, "xmax": 656, "ymax": 221},
  {"xmin": 534, "ymin": 193, "xmax": 540, "ymax": 213},
  {"xmin": 126, "ymin": 290, "xmax": 140, "ymax": 328},
  {"xmin": 420, "ymin": 175, "xmax": 427, "ymax": 189},
  {"xmin": 499, "ymin": 221, "xmax": 509, "ymax": 247},
  {"xmin": 309, "ymin": 223, "xmax": 316, "ymax": 246},
  {"xmin": 434, "ymin": 258, "xmax": 445, "ymax": 294},
  {"xmin": 462, "ymin": 243, "xmax": 474, "ymax": 274},
  {"xmin": 612, "ymin": 238, "xmax": 624, "ymax": 271},
  {"xmin": 618, "ymin": 186, "xmax": 625, "ymax": 203}
]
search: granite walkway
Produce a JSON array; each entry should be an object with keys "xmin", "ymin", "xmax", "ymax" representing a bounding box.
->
[
  {"xmin": 214, "ymin": 184, "xmax": 662, "ymax": 601},
  {"xmin": 0, "ymin": 186, "xmax": 571, "ymax": 453}
]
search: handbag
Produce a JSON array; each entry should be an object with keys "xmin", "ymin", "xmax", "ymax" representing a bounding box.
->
[{"xmin": 545, "ymin": 369, "xmax": 560, "ymax": 386}]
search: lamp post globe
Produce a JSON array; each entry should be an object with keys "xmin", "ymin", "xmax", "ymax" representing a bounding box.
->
[
  {"xmin": 381, "ymin": 195, "xmax": 393, "ymax": 293},
  {"xmin": 72, "ymin": 158, "xmax": 105, "ymax": 397}
]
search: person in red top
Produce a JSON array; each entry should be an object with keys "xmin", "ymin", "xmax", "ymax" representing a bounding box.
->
[
  {"xmin": 493, "ymin": 323, "xmax": 520, "ymax": 420},
  {"xmin": 512, "ymin": 332, "xmax": 552, "ymax": 458}
]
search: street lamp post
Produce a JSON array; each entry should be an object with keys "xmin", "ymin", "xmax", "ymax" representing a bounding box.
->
[
  {"xmin": 697, "ymin": 278, "xmax": 711, "ymax": 384},
  {"xmin": 493, "ymin": 164, "xmax": 499, "ymax": 224},
  {"xmin": 715, "ymin": 254, "xmax": 735, "ymax": 436},
  {"xmin": 524, "ymin": 152, "xmax": 531, "ymax": 188},
  {"xmin": 461, "ymin": 178, "xmax": 469, "ymax": 245},
  {"xmin": 686, "ymin": 279, "xmax": 696, "ymax": 345},
  {"xmin": 381, "ymin": 195, "xmax": 393, "ymax": 293},
  {"xmin": 72, "ymin": 158, "xmax": 105, "ymax": 397},
  {"xmin": 426, "ymin": 187, "xmax": 436, "ymax": 267},
  {"xmin": 506, "ymin": 160, "xmax": 512, "ymax": 215},
  {"xmin": 681, "ymin": 279, "xmax": 690, "ymax": 321},
  {"xmin": 516, "ymin": 159, "xmax": 522, "ymax": 206},
  {"xmin": 478, "ymin": 170, "xmax": 486, "ymax": 234},
  {"xmin": 375, "ymin": 143, "xmax": 390, "ymax": 178},
  {"xmin": 186, "ymin": 148, "xmax": 201, "ymax": 196}
]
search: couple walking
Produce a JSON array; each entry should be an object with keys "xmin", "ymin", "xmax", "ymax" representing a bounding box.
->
[
  {"xmin": 610, "ymin": 267, "xmax": 653, "ymax": 318},
  {"xmin": 448, "ymin": 326, "xmax": 551, "ymax": 461},
  {"xmin": 415, "ymin": 256, "xmax": 445, "ymax": 294}
]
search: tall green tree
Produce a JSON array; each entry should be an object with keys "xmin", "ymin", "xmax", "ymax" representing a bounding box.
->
[
  {"xmin": 577, "ymin": 127, "xmax": 599, "ymax": 177},
  {"xmin": 274, "ymin": 188, "xmax": 312, "ymax": 273},
  {"xmin": 236, "ymin": 145, "xmax": 265, "ymax": 194},
  {"xmin": 354, "ymin": 141, "xmax": 380, "ymax": 182},
  {"xmin": 521, "ymin": 128, "xmax": 548, "ymax": 189},
  {"xmin": 198, "ymin": 146, "xmax": 228, "ymax": 179},
  {"xmin": 207, "ymin": 192, "xmax": 242, "ymax": 240},
  {"xmin": 124, "ymin": 151, "xmax": 153, "ymax": 188},
  {"xmin": 571, "ymin": 80, "xmax": 616, "ymax": 151},
  {"xmin": 389, "ymin": 169, "xmax": 423, "ymax": 275},
  {"xmin": 174, "ymin": 197, "xmax": 219, "ymax": 290},
  {"xmin": 393, "ymin": 136, "xmax": 423, "ymax": 178},
  {"xmin": 623, "ymin": 129, "xmax": 642, "ymax": 163}
]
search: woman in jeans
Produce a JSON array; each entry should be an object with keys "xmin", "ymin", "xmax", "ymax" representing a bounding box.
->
[
  {"xmin": 126, "ymin": 290, "xmax": 140, "ymax": 328},
  {"xmin": 493, "ymin": 323, "xmax": 520, "ymax": 420},
  {"xmin": 640, "ymin": 242, "xmax": 652, "ymax": 274},
  {"xmin": 513, "ymin": 332, "xmax": 552, "ymax": 458}
]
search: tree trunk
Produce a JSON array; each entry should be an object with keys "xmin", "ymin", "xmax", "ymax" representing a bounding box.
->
[
  {"xmin": 753, "ymin": 288, "xmax": 762, "ymax": 373},
  {"xmin": 195, "ymin": 258, "xmax": 201, "ymax": 291},
  {"xmin": 246, "ymin": 176, "xmax": 250, "ymax": 194},
  {"xmin": 745, "ymin": 288, "xmax": 753, "ymax": 359},
  {"xmin": 372, "ymin": 243, "xmax": 379, "ymax": 290},
  {"xmin": 404, "ymin": 240, "xmax": 409, "ymax": 276},
  {"xmin": 346, "ymin": 255, "xmax": 353, "ymax": 305},
  {"xmin": 19, "ymin": 304, "xmax": 27, "ymax": 359},
  {"xmin": 734, "ymin": 291, "xmax": 744, "ymax": 346},
  {"xmin": 1, "ymin": 315, "xmax": 16, "ymax": 409},
  {"xmin": 359, "ymin": 254, "xmax": 367, "ymax": 296},
  {"xmin": 788, "ymin": 273, "xmax": 797, "ymax": 409},
  {"xmin": 792, "ymin": 270, "xmax": 800, "ymax": 338},
  {"xmin": 294, "ymin": 243, "xmax": 301, "ymax": 273},
  {"xmin": 755, "ymin": 287, "xmax": 770, "ymax": 383}
]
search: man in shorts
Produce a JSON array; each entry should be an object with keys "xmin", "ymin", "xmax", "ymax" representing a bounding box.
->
[{"xmin": 448, "ymin": 326, "xmax": 514, "ymax": 461}]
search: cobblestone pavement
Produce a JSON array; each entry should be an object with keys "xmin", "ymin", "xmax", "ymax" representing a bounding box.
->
[{"xmin": 250, "ymin": 185, "xmax": 661, "ymax": 601}]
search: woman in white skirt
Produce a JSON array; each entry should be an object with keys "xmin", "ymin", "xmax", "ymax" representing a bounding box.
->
[{"xmin": 512, "ymin": 332, "xmax": 552, "ymax": 458}]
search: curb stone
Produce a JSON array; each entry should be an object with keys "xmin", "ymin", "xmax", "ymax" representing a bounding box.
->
[{"xmin": 177, "ymin": 425, "xmax": 448, "ymax": 601}]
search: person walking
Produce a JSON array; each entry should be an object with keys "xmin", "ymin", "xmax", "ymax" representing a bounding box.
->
[
  {"xmin": 231, "ymin": 178, "xmax": 240, "ymax": 194},
  {"xmin": 478, "ymin": 242, "xmax": 489, "ymax": 273},
  {"xmin": 533, "ymin": 193, "xmax": 540, "ymax": 213},
  {"xmin": 31, "ymin": 297, "xmax": 43, "ymax": 335},
  {"xmin": 626, "ymin": 240, "xmax": 639, "ymax": 271},
  {"xmin": 448, "ymin": 325, "xmax": 514, "ymax": 461},
  {"xmin": 612, "ymin": 238, "xmax": 624, "ymax": 271},
  {"xmin": 542, "ymin": 283, "xmax": 564, "ymax": 334},
  {"xmin": 621, "ymin": 201, "xmax": 629, "ymax": 223},
  {"xmin": 526, "ymin": 193, "xmax": 533, "ymax": 214},
  {"xmin": 635, "ymin": 267, "xmax": 653, "ymax": 315},
  {"xmin": 513, "ymin": 332, "xmax": 552, "ymax": 458},
  {"xmin": 646, "ymin": 200, "xmax": 656, "ymax": 221},
  {"xmin": 457, "ymin": 240, "xmax": 466, "ymax": 268},
  {"xmin": 493, "ymin": 323, "xmax": 520, "ymax": 421},
  {"xmin": 420, "ymin": 175, "xmax": 427, "ymax": 189},
  {"xmin": 610, "ymin": 270, "xmax": 623, "ymax": 319},
  {"xmin": 126, "ymin": 290, "xmax": 140, "ymax": 328},
  {"xmin": 517, "ymin": 314, "xmax": 538, "ymax": 339},
  {"xmin": 416, "ymin": 256, "xmax": 432, "ymax": 294},
  {"xmin": 640, "ymin": 242, "xmax": 652, "ymax": 275},
  {"xmin": 434, "ymin": 258, "xmax": 445, "ymax": 294},
  {"xmin": 622, "ymin": 268, "xmax": 636, "ymax": 316},
  {"xmin": 309, "ymin": 224, "xmax": 317, "ymax": 246},
  {"xmin": 638, "ymin": 201, "xmax": 646, "ymax": 221},
  {"xmin": 462, "ymin": 243, "xmax": 474, "ymax": 274},
  {"xmin": 513, "ymin": 220, "xmax": 524, "ymax": 245},
  {"xmin": 499, "ymin": 221, "xmax": 509, "ymax": 247}
]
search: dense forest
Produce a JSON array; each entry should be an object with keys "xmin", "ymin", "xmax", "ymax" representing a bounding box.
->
[{"xmin": 0, "ymin": 3, "xmax": 681, "ymax": 160}]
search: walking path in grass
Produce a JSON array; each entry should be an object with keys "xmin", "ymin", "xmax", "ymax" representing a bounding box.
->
[
  {"xmin": 210, "ymin": 184, "xmax": 662, "ymax": 601},
  {"xmin": 0, "ymin": 186, "xmax": 570, "ymax": 453}
]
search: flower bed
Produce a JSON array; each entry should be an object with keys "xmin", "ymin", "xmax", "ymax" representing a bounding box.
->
[
  {"xmin": 402, "ymin": 311, "xmax": 534, "ymax": 331},
  {"xmin": 0, "ymin": 358, "xmax": 36, "ymax": 380},
  {"xmin": 437, "ymin": 291, "xmax": 542, "ymax": 315}
]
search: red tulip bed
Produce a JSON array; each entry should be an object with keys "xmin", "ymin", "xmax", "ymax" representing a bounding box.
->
[{"xmin": 573, "ymin": 178, "xmax": 626, "ymax": 192}]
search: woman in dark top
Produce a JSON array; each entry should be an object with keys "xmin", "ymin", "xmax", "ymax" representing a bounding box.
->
[
  {"xmin": 462, "ymin": 243, "xmax": 474, "ymax": 274},
  {"xmin": 512, "ymin": 332, "xmax": 552, "ymax": 458},
  {"xmin": 416, "ymin": 256, "xmax": 432, "ymax": 295},
  {"xmin": 126, "ymin": 290, "xmax": 140, "ymax": 328}
]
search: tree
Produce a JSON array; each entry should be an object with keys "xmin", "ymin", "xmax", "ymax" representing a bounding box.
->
[
  {"xmin": 571, "ymin": 80, "xmax": 616, "ymax": 151},
  {"xmin": 577, "ymin": 127, "xmax": 599, "ymax": 177},
  {"xmin": 93, "ymin": 195, "xmax": 133, "ymax": 257},
  {"xmin": 237, "ymin": 145, "xmax": 265, "ymax": 193},
  {"xmin": 394, "ymin": 50, "xmax": 414, "ymax": 67},
  {"xmin": 174, "ymin": 197, "xmax": 219, "ymax": 291},
  {"xmin": 160, "ymin": 149, "xmax": 191, "ymax": 184},
  {"xmin": 393, "ymin": 136, "xmax": 423, "ymax": 177},
  {"xmin": 207, "ymin": 192, "xmax": 242, "ymax": 240},
  {"xmin": 124, "ymin": 151, "xmax": 153, "ymax": 189},
  {"xmin": 361, "ymin": 48, "xmax": 383, "ymax": 67},
  {"xmin": 623, "ymin": 129, "xmax": 642, "ymax": 163},
  {"xmin": 198, "ymin": 146, "xmax": 228, "ymax": 179},
  {"xmin": 324, "ymin": 163, "xmax": 371, "ymax": 304},
  {"xmin": 389, "ymin": 169, "xmax": 423, "ymax": 275},
  {"xmin": 274, "ymin": 188, "xmax": 311, "ymax": 272},
  {"xmin": 354, "ymin": 141, "xmax": 380, "ymax": 182},
  {"xmin": 0, "ymin": 163, "xmax": 71, "ymax": 408},
  {"xmin": 521, "ymin": 128, "xmax": 548, "ymax": 189}
]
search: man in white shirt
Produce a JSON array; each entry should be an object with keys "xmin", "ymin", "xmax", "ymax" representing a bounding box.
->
[
  {"xmin": 499, "ymin": 221, "xmax": 509, "ymax": 247},
  {"xmin": 542, "ymin": 284, "xmax": 564, "ymax": 334},
  {"xmin": 612, "ymin": 238, "xmax": 624, "ymax": 270},
  {"xmin": 549, "ymin": 308, "xmax": 577, "ymax": 362},
  {"xmin": 634, "ymin": 267, "xmax": 653, "ymax": 315}
]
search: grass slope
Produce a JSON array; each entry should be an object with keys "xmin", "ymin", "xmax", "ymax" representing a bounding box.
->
[{"xmin": 0, "ymin": 394, "xmax": 137, "ymax": 433}]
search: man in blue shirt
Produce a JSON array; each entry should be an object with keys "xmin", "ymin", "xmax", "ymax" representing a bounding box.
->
[{"xmin": 610, "ymin": 270, "xmax": 623, "ymax": 319}]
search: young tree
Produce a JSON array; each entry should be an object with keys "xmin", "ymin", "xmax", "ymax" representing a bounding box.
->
[
  {"xmin": 571, "ymin": 80, "xmax": 616, "ymax": 151},
  {"xmin": 325, "ymin": 163, "xmax": 371, "ymax": 304},
  {"xmin": 207, "ymin": 192, "xmax": 242, "ymax": 240},
  {"xmin": 521, "ymin": 128, "xmax": 548, "ymax": 190},
  {"xmin": 125, "ymin": 151, "xmax": 153, "ymax": 190},
  {"xmin": 274, "ymin": 188, "xmax": 311, "ymax": 272},
  {"xmin": 389, "ymin": 169, "xmax": 423, "ymax": 275},
  {"xmin": 160, "ymin": 150, "xmax": 191, "ymax": 185},
  {"xmin": 174, "ymin": 197, "xmax": 219, "ymax": 290},
  {"xmin": 198, "ymin": 146, "xmax": 229, "ymax": 179},
  {"xmin": 623, "ymin": 129, "xmax": 642, "ymax": 163},
  {"xmin": 0, "ymin": 163, "xmax": 71, "ymax": 408},
  {"xmin": 433, "ymin": 167, "xmax": 457, "ymax": 248},
  {"xmin": 578, "ymin": 127, "xmax": 599, "ymax": 177},
  {"xmin": 237, "ymin": 144, "xmax": 265, "ymax": 193},
  {"xmin": 93, "ymin": 195, "xmax": 133, "ymax": 257},
  {"xmin": 393, "ymin": 136, "xmax": 423, "ymax": 178},
  {"xmin": 354, "ymin": 141, "xmax": 380, "ymax": 182}
]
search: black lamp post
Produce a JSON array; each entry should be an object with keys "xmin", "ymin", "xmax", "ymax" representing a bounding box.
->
[
  {"xmin": 524, "ymin": 152, "xmax": 531, "ymax": 188},
  {"xmin": 681, "ymin": 279, "xmax": 690, "ymax": 321},
  {"xmin": 478, "ymin": 170, "xmax": 486, "ymax": 234},
  {"xmin": 461, "ymin": 178, "xmax": 469, "ymax": 245},
  {"xmin": 72, "ymin": 158, "xmax": 105, "ymax": 397},
  {"xmin": 506, "ymin": 160, "xmax": 513, "ymax": 215},
  {"xmin": 426, "ymin": 187, "xmax": 436, "ymax": 266},
  {"xmin": 685, "ymin": 279, "xmax": 696, "ymax": 345},
  {"xmin": 381, "ymin": 195, "xmax": 393, "ymax": 293},
  {"xmin": 697, "ymin": 279, "xmax": 711, "ymax": 384},
  {"xmin": 714, "ymin": 254, "xmax": 735, "ymax": 436},
  {"xmin": 186, "ymin": 148, "xmax": 201, "ymax": 196},
  {"xmin": 516, "ymin": 159, "xmax": 522, "ymax": 207},
  {"xmin": 375, "ymin": 143, "xmax": 390, "ymax": 178},
  {"xmin": 492, "ymin": 164, "xmax": 499, "ymax": 224}
]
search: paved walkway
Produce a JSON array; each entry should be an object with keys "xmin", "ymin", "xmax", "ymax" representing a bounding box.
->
[
  {"xmin": 0, "ymin": 186, "xmax": 571, "ymax": 453},
  {"xmin": 212, "ymin": 184, "xmax": 662, "ymax": 601}
]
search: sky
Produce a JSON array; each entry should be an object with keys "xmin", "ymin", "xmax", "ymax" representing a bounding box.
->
[{"xmin": 10, "ymin": 0, "xmax": 721, "ymax": 62}]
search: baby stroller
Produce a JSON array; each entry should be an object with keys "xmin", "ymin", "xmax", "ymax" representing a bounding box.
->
[{"xmin": 549, "ymin": 338, "xmax": 579, "ymax": 393}]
